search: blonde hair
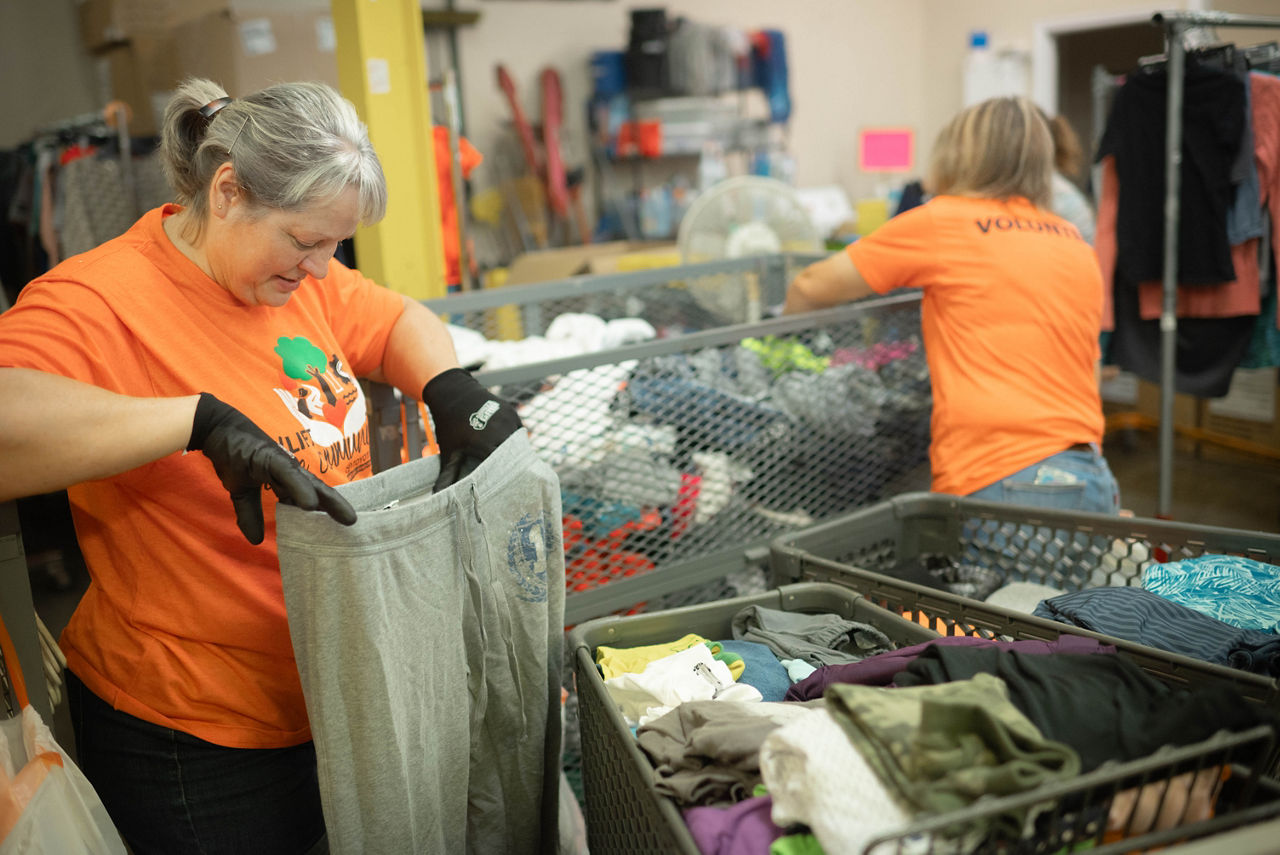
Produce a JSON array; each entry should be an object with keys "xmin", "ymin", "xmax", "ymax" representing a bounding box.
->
[
  {"xmin": 160, "ymin": 78, "xmax": 387, "ymax": 236},
  {"xmin": 926, "ymin": 96, "xmax": 1054, "ymax": 208}
]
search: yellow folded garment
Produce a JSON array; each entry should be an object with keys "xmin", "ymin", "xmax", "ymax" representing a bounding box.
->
[{"xmin": 595, "ymin": 633, "xmax": 710, "ymax": 680}]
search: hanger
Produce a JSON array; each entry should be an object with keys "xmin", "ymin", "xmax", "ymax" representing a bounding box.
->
[
  {"xmin": 1136, "ymin": 41, "xmax": 1236, "ymax": 75},
  {"xmin": 1244, "ymin": 41, "xmax": 1280, "ymax": 71}
]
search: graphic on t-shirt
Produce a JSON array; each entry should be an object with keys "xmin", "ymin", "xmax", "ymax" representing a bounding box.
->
[{"xmin": 272, "ymin": 335, "xmax": 366, "ymax": 449}]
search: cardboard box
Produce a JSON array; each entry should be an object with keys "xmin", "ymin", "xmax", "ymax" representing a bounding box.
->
[
  {"xmin": 1199, "ymin": 368, "xmax": 1280, "ymax": 456},
  {"xmin": 171, "ymin": 6, "xmax": 338, "ymax": 96},
  {"xmin": 78, "ymin": 0, "xmax": 176, "ymax": 51},
  {"xmin": 92, "ymin": 33, "xmax": 181, "ymax": 136},
  {"xmin": 1135, "ymin": 378, "xmax": 1199, "ymax": 429},
  {"xmin": 504, "ymin": 241, "xmax": 673, "ymax": 286},
  {"xmin": 1129, "ymin": 373, "xmax": 1280, "ymax": 463},
  {"xmin": 77, "ymin": 0, "xmax": 329, "ymax": 49}
]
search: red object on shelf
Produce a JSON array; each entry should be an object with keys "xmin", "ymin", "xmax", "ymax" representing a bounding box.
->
[{"xmin": 614, "ymin": 120, "xmax": 662, "ymax": 159}]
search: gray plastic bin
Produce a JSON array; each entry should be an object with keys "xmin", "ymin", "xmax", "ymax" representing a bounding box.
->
[
  {"xmin": 569, "ymin": 582, "xmax": 1280, "ymax": 854},
  {"xmin": 769, "ymin": 492, "xmax": 1280, "ymax": 708},
  {"xmin": 568, "ymin": 582, "xmax": 939, "ymax": 855}
]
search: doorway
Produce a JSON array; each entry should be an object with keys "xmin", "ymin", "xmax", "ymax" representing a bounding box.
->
[{"xmin": 1054, "ymin": 23, "xmax": 1166, "ymax": 194}]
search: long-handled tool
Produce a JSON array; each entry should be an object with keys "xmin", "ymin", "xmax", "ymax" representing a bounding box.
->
[{"xmin": 496, "ymin": 64, "xmax": 543, "ymax": 184}]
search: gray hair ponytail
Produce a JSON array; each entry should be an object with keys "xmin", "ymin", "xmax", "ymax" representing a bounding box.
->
[{"xmin": 160, "ymin": 77, "xmax": 387, "ymax": 232}]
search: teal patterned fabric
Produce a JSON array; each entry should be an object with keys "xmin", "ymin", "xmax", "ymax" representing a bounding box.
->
[{"xmin": 1142, "ymin": 554, "xmax": 1280, "ymax": 633}]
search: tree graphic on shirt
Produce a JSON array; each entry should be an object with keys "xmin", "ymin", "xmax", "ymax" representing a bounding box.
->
[{"xmin": 275, "ymin": 336, "xmax": 349, "ymax": 430}]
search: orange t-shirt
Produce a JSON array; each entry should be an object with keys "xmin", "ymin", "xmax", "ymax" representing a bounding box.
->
[
  {"xmin": 848, "ymin": 195, "xmax": 1104, "ymax": 496},
  {"xmin": 0, "ymin": 205, "xmax": 406, "ymax": 748}
]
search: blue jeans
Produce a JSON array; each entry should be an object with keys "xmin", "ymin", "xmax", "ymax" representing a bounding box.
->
[
  {"xmin": 67, "ymin": 671, "xmax": 327, "ymax": 855},
  {"xmin": 966, "ymin": 446, "xmax": 1121, "ymax": 514}
]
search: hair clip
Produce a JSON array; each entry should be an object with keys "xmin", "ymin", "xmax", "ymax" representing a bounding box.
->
[{"xmin": 199, "ymin": 97, "xmax": 234, "ymax": 120}]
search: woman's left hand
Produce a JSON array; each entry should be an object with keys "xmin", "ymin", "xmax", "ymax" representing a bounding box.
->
[{"xmin": 421, "ymin": 369, "xmax": 524, "ymax": 492}]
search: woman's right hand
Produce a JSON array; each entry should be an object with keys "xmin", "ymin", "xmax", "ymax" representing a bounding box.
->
[{"xmin": 187, "ymin": 393, "xmax": 357, "ymax": 543}]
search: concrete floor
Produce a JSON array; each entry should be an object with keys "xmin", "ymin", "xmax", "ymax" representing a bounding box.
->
[{"xmin": 1104, "ymin": 427, "xmax": 1280, "ymax": 533}]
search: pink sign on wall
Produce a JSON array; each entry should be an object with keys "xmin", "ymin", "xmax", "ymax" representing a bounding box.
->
[{"xmin": 859, "ymin": 127, "xmax": 914, "ymax": 172}]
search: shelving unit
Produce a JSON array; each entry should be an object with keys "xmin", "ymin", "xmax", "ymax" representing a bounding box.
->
[{"xmin": 588, "ymin": 88, "xmax": 779, "ymax": 241}]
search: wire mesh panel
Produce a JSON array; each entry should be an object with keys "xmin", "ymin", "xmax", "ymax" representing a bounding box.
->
[
  {"xmin": 770, "ymin": 493, "xmax": 1280, "ymax": 708},
  {"xmin": 453, "ymin": 290, "xmax": 931, "ymax": 624},
  {"xmin": 427, "ymin": 255, "xmax": 820, "ymax": 344}
]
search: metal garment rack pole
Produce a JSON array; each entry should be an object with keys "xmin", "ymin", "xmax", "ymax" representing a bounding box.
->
[{"xmin": 1150, "ymin": 10, "xmax": 1280, "ymax": 517}]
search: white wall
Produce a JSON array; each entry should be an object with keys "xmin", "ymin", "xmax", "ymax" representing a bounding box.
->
[
  {"xmin": 0, "ymin": 0, "xmax": 100, "ymax": 148},
  {"xmin": 447, "ymin": 0, "xmax": 928, "ymax": 202}
]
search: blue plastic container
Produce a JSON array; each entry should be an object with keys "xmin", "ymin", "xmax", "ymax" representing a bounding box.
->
[{"xmin": 590, "ymin": 51, "xmax": 627, "ymax": 99}]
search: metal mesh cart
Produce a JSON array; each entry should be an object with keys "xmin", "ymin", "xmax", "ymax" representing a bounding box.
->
[
  {"xmin": 420, "ymin": 258, "xmax": 933, "ymax": 625},
  {"xmin": 568, "ymin": 582, "xmax": 1280, "ymax": 855},
  {"xmin": 426, "ymin": 254, "xmax": 819, "ymax": 342},
  {"xmin": 769, "ymin": 492, "xmax": 1280, "ymax": 708}
]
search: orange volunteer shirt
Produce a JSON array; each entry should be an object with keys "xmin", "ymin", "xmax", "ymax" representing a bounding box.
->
[
  {"xmin": 847, "ymin": 195, "xmax": 1104, "ymax": 496},
  {"xmin": 0, "ymin": 205, "xmax": 406, "ymax": 748}
]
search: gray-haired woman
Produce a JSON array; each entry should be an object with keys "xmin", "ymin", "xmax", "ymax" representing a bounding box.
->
[
  {"xmin": 0, "ymin": 78, "xmax": 519, "ymax": 853},
  {"xmin": 785, "ymin": 96, "xmax": 1119, "ymax": 515}
]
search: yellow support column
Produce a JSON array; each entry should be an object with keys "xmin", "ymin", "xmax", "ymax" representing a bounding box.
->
[{"xmin": 330, "ymin": 0, "xmax": 445, "ymax": 299}]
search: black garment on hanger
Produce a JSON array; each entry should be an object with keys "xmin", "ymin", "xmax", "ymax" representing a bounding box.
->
[
  {"xmin": 1097, "ymin": 58, "xmax": 1246, "ymax": 285},
  {"xmin": 1109, "ymin": 268, "xmax": 1255, "ymax": 397}
]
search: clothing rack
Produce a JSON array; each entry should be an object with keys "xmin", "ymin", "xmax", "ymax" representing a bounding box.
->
[
  {"xmin": 1150, "ymin": 10, "xmax": 1280, "ymax": 517},
  {"xmin": 29, "ymin": 102, "xmax": 139, "ymax": 220}
]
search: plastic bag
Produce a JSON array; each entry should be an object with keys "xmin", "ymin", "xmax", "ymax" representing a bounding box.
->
[{"xmin": 0, "ymin": 617, "xmax": 125, "ymax": 854}]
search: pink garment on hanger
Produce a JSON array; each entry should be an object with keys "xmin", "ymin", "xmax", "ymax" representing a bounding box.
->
[
  {"xmin": 1096, "ymin": 73, "xmax": 1280, "ymax": 329},
  {"xmin": 1252, "ymin": 72, "xmax": 1280, "ymax": 329}
]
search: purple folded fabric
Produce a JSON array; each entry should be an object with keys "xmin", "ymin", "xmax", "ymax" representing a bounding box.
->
[
  {"xmin": 684, "ymin": 795, "xmax": 784, "ymax": 855},
  {"xmin": 785, "ymin": 634, "xmax": 1115, "ymax": 701}
]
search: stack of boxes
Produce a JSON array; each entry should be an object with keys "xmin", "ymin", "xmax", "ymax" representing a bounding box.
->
[{"xmin": 77, "ymin": 0, "xmax": 340, "ymax": 135}]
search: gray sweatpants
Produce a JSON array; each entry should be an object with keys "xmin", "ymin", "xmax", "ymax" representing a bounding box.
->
[{"xmin": 276, "ymin": 431, "xmax": 565, "ymax": 855}]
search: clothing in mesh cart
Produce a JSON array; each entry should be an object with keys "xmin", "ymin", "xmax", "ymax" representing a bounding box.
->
[{"xmin": 420, "ymin": 257, "xmax": 933, "ymax": 624}]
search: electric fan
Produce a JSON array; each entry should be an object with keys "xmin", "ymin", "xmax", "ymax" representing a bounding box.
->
[{"xmin": 676, "ymin": 176, "xmax": 822, "ymax": 323}]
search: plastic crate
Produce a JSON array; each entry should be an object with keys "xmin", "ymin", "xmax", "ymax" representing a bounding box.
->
[
  {"xmin": 422, "ymin": 265, "xmax": 932, "ymax": 625},
  {"xmin": 568, "ymin": 582, "xmax": 1280, "ymax": 854},
  {"xmin": 568, "ymin": 582, "xmax": 940, "ymax": 855},
  {"xmin": 769, "ymin": 491, "xmax": 1280, "ymax": 709}
]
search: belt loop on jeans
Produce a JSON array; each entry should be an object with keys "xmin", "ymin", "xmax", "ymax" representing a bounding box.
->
[{"xmin": 1067, "ymin": 441, "xmax": 1099, "ymax": 454}]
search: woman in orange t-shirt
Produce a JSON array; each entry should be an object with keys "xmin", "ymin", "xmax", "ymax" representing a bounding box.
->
[
  {"xmin": 0, "ymin": 79, "xmax": 523, "ymax": 853},
  {"xmin": 786, "ymin": 96, "xmax": 1119, "ymax": 514}
]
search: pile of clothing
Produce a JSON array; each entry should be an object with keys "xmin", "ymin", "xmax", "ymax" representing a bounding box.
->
[
  {"xmin": 594, "ymin": 603, "xmax": 1278, "ymax": 854},
  {"xmin": 449, "ymin": 312, "xmax": 932, "ymax": 595}
]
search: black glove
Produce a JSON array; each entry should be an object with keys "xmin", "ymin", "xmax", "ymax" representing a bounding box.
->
[
  {"xmin": 422, "ymin": 368, "xmax": 524, "ymax": 492},
  {"xmin": 187, "ymin": 392, "xmax": 358, "ymax": 544}
]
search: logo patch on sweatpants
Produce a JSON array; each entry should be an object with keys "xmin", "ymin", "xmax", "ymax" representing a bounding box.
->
[{"xmin": 507, "ymin": 510, "xmax": 559, "ymax": 603}]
